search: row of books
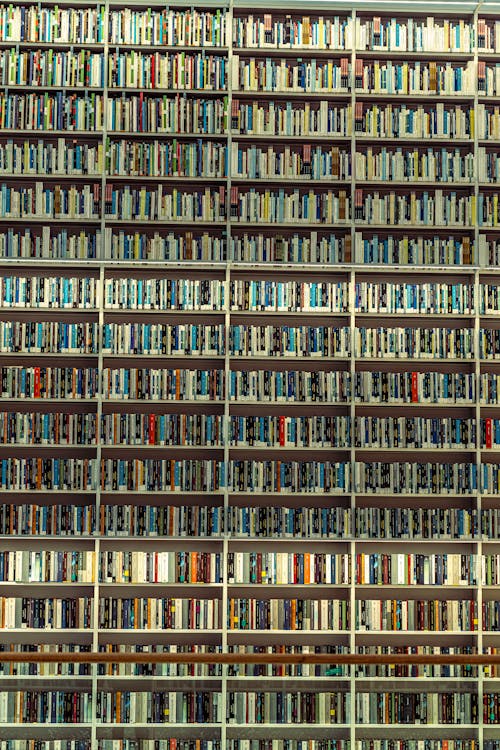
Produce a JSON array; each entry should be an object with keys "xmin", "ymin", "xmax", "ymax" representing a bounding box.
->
[
  {"xmin": 0, "ymin": 596, "xmax": 93, "ymax": 629},
  {"xmin": 3, "ymin": 549, "xmax": 500, "ymax": 586},
  {"xmin": 0, "ymin": 183, "xmax": 100, "ymax": 220},
  {"xmin": 228, "ymin": 598, "xmax": 349, "ymax": 631},
  {"xmin": 0, "ymin": 691, "xmax": 92, "ymax": 724},
  {"xmin": 13, "ymin": 275, "xmax": 500, "ymax": 314},
  {"xmin": 104, "ymin": 279, "xmax": 225, "ymax": 311},
  {"xmin": 98, "ymin": 597, "xmax": 219, "ymax": 630},
  {"xmin": 7, "ymin": 185, "xmax": 496, "ymax": 226},
  {"xmin": 228, "ymin": 460, "xmax": 349, "ymax": 494},
  {"xmin": 26, "ymin": 691, "xmax": 485, "ymax": 726},
  {"xmin": 0, "ymin": 503, "xmax": 488, "ymax": 539},
  {"xmin": 352, "ymin": 371, "xmax": 473, "ymax": 404},
  {"xmin": 355, "ymin": 692, "xmax": 477, "ymax": 725},
  {"xmin": 102, "ymin": 323, "xmax": 224, "ymax": 356},
  {"xmin": 228, "ymin": 369, "xmax": 348, "ymax": 403},
  {"xmin": 353, "ymin": 190, "xmax": 476, "ymax": 227},
  {"xmin": 3, "ymin": 228, "xmax": 497, "ymax": 267},
  {"xmin": 100, "ymin": 551, "xmax": 222, "ymax": 584},
  {"xmin": 103, "ymin": 368, "xmax": 223, "ymax": 402},
  {"xmin": 6, "ymin": 320, "xmax": 500, "ymax": 360},
  {"xmin": 232, "ymin": 59, "xmax": 480, "ymax": 96},
  {"xmin": 3, "ymin": 50, "xmax": 229, "ymax": 91},
  {"xmin": 0, "ymin": 228, "xmax": 103, "ymax": 261},
  {"xmin": 9, "ymin": 93, "xmax": 500, "ymax": 140},
  {"xmin": 102, "ymin": 460, "xmax": 349, "ymax": 493},
  {"xmin": 105, "ymin": 230, "xmax": 225, "ymax": 262},
  {"xmin": 101, "ymin": 413, "xmax": 223, "ymax": 448},
  {"xmin": 228, "ymin": 325, "xmax": 349, "ymax": 357},
  {"xmin": 354, "ymin": 282, "xmax": 475, "ymax": 314},
  {"xmin": 234, "ymin": 14, "xmax": 350, "ymax": 51},
  {"xmin": 0, "ymin": 277, "xmax": 99, "ymax": 309},
  {"xmin": 353, "ymin": 233, "xmax": 478, "ymax": 266},
  {"xmin": 231, "ymin": 506, "xmax": 470, "ymax": 541},
  {"xmin": 355, "ymin": 148, "xmax": 476, "ymax": 184},
  {"xmin": 354, "ymin": 327, "xmax": 474, "ymax": 360},
  {"xmin": 3, "ymin": 7, "xmax": 226, "ymax": 48},
  {"xmin": 230, "ymin": 188, "xmax": 349, "ymax": 225},
  {"xmin": 2, "ymin": 49, "xmax": 104, "ymax": 88},
  {"xmin": 355, "ymin": 17, "xmax": 475, "ymax": 53},
  {"xmin": 0, "ymin": 502, "xmax": 96, "ymax": 536},
  {"xmin": 18, "ymin": 689, "xmax": 489, "ymax": 726},
  {"xmin": 227, "ymin": 552, "xmax": 349, "ymax": 585},
  {"xmin": 356, "ymin": 599, "xmax": 476, "ymax": 632},
  {"xmin": 0, "ymin": 92, "xmax": 222, "ymax": 135},
  {"xmin": 102, "ymin": 324, "xmax": 348, "ymax": 357},
  {"xmin": 0, "ymin": 642, "xmax": 481, "ymax": 679},
  {"xmin": 6, "ymin": 366, "xmax": 500, "ymax": 404},
  {"xmin": 0, "ymin": 550, "xmax": 95, "ymax": 583},
  {"xmin": 1, "ymin": 367, "xmax": 100, "ymax": 399},
  {"xmin": 230, "ymin": 281, "xmax": 348, "ymax": 313},
  {"xmin": 103, "ymin": 185, "xmax": 226, "ymax": 222},
  {"xmin": 354, "ymin": 462, "xmax": 478, "ymax": 495},
  {"xmin": 0, "ymin": 458, "xmax": 95, "ymax": 490},
  {"xmin": 0, "ymin": 644, "xmax": 92, "ymax": 676},
  {"xmin": 355, "ymin": 417, "xmax": 478, "ymax": 449},
  {"xmin": 236, "ymin": 58, "xmax": 344, "ymax": 96},
  {"xmin": 15, "ymin": 458, "xmax": 500, "ymax": 493},
  {"xmin": 107, "ymin": 139, "xmax": 227, "ymax": 179},
  {"xmin": 236, "ymin": 16, "xmax": 496, "ymax": 55},
  {"xmin": 0, "ymin": 138, "xmax": 104, "ymax": 177},
  {"xmin": 227, "ymin": 691, "xmax": 348, "ymax": 725},
  {"xmin": 108, "ymin": 52, "xmax": 227, "ymax": 91},
  {"xmin": 235, "ymin": 101, "xmax": 475, "ymax": 139},
  {"xmin": 109, "ymin": 9, "xmax": 227, "ymax": 48},
  {"xmin": 0, "ymin": 322, "xmax": 98, "ymax": 354},
  {"xmin": 1, "ymin": 643, "xmax": 220, "ymax": 678},
  {"xmin": 0, "ymin": 6, "xmax": 105, "ymax": 45},
  {"xmin": 354, "ymin": 645, "xmax": 476, "ymax": 679},
  {"xmin": 231, "ymin": 144, "xmax": 351, "ymax": 181},
  {"xmin": 97, "ymin": 690, "xmax": 221, "ymax": 724},
  {"xmin": 106, "ymin": 280, "xmax": 347, "ymax": 313},
  {"xmin": 353, "ymin": 61, "xmax": 476, "ymax": 96},
  {"xmin": 6, "ymin": 8, "xmax": 500, "ymax": 55},
  {"xmin": 482, "ymin": 556, "xmax": 500, "ymax": 585},
  {"xmin": 481, "ymin": 602, "xmax": 500, "ymax": 630},
  {"xmin": 0, "ymin": 412, "xmax": 96, "ymax": 445},
  {"xmin": 101, "ymin": 459, "xmax": 224, "ymax": 492},
  {"xmin": 106, "ymin": 94, "xmax": 227, "ymax": 136},
  {"xmin": 362, "ymin": 147, "xmax": 500, "ymax": 186},
  {"xmin": 355, "ymin": 553, "xmax": 476, "ymax": 586},
  {"xmin": 1, "ymin": 99, "xmax": 499, "ymax": 155},
  {"xmin": 228, "ymin": 415, "xmax": 349, "ymax": 448},
  {"xmin": 0, "ymin": 91, "xmax": 103, "ymax": 132},
  {"xmin": 230, "ymin": 369, "xmax": 475, "ymax": 404}
]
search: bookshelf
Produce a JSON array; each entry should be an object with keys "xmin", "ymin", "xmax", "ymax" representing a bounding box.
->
[{"xmin": 2, "ymin": 1, "xmax": 500, "ymax": 750}]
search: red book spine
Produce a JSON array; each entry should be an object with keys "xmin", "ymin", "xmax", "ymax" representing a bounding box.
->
[
  {"xmin": 279, "ymin": 415, "xmax": 285, "ymax": 446},
  {"xmin": 411, "ymin": 372, "xmax": 419, "ymax": 403},
  {"xmin": 34, "ymin": 367, "xmax": 41, "ymax": 398},
  {"xmin": 151, "ymin": 53, "xmax": 156, "ymax": 88},
  {"xmin": 382, "ymin": 555, "xmax": 389, "ymax": 585},
  {"xmin": 148, "ymin": 414, "xmax": 156, "ymax": 445},
  {"xmin": 486, "ymin": 417, "xmax": 493, "ymax": 449}
]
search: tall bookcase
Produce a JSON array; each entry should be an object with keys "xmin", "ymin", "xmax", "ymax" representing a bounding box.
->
[{"xmin": 2, "ymin": 1, "xmax": 500, "ymax": 749}]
